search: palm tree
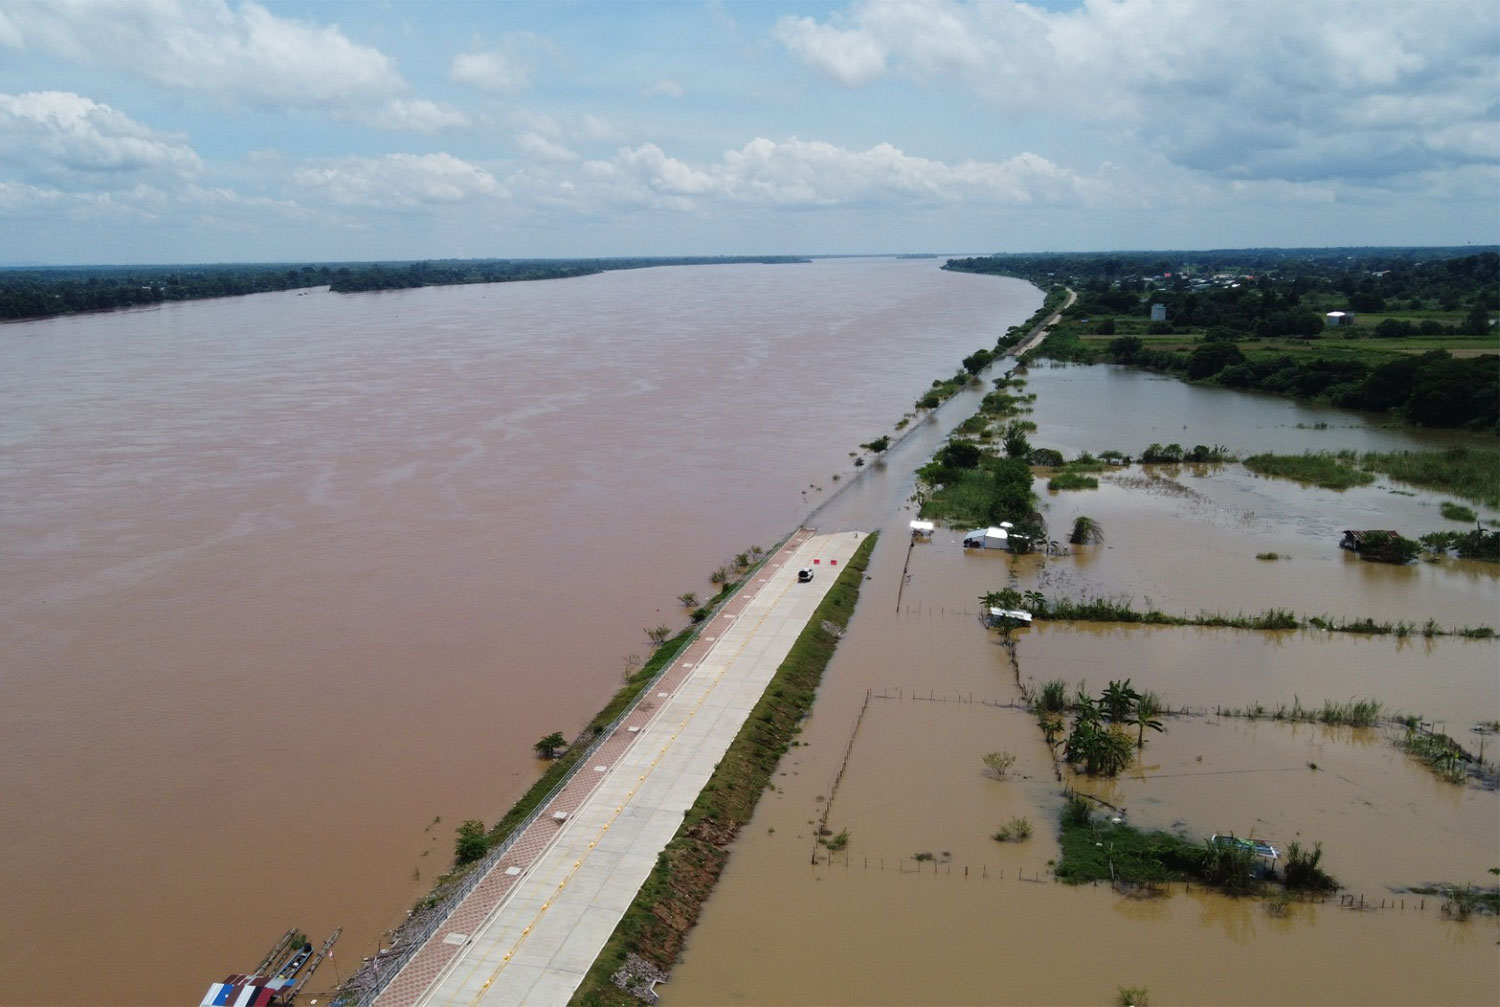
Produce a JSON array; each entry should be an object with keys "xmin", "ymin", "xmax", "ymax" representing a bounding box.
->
[
  {"xmin": 1069, "ymin": 515, "xmax": 1104, "ymax": 545},
  {"xmin": 1022, "ymin": 589, "xmax": 1046, "ymax": 615},
  {"xmin": 533, "ymin": 732, "xmax": 566, "ymax": 759},
  {"xmin": 1129, "ymin": 691, "xmax": 1165, "ymax": 749}
]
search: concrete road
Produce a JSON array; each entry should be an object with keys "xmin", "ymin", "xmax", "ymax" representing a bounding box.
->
[{"xmin": 409, "ymin": 531, "xmax": 865, "ymax": 1006}]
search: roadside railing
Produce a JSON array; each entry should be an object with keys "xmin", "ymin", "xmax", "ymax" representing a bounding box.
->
[{"xmin": 358, "ymin": 528, "xmax": 801, "ymax": 1006}]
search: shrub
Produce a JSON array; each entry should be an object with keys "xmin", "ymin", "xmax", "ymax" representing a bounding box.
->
[
  {"xmin": 1283, "ymin": 841, "xmax": 1338, "ymax": 892},
  {"xmin": 982, "ymin": 751, "xmax": 1017, "ymax": 779},
  {"xmin": 454, "ymin": 819, "xmax": 488, "ymax": 865},
  {"xmin": 993, "ymin": 817, "xmax": 1033, "ymax": 842}
]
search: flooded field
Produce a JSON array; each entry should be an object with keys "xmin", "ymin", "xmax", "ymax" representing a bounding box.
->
[
  {"xmin": 664, "ymin": 366, "xmax": 1499, "ymax": 1005},
  {"xmin": 0, "ymin": 258, "xmax": 1038, "ymax": 1005}
]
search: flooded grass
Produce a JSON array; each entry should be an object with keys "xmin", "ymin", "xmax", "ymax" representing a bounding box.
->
[
  {"xmin": 1216, "ymin": 697, "xmax": 1382, "ymax": 727},
  {"xmin": 1359, "ymin": 447, "xmax": 1500, "ymax": 509},
  {"xmin": 1243, "ymin": 450, "xmax": 1375, "ymax": 490},
  {"xmin": 1029, "ymin": 591, "xmax": 1494, "ymax": 638},
  {"xmin": 1047, "ymin": 470, "xmax": 1100, "ymax": 491}
]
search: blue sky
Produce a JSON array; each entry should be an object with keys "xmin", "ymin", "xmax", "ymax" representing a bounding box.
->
[{"xmin": 0, "ymin": 0, "xmax": 1496, "ymax": 264}]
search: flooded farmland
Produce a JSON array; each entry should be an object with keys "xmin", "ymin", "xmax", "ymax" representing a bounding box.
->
[
  {"xmin": 663, "ymin": 364, "xmax": 1499, "ymax": 1005},
  {"xmin": 0, "ymin": 258, "xmax": 1039, "ymax": 1005}
]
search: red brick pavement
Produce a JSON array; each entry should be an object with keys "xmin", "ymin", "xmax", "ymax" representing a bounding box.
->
[{"xmin": 371, "ymin": 528, "xmax": 816, "ymax": 1007}]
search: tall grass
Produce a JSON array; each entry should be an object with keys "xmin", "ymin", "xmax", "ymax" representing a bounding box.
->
[
  {"xmin": 1217, "ymin": 697, "xmax": 1381, "ymax": 727},
  {"xmin": 1242, "ymin": 451, "xmax": 1374, "ymax": 491},
  {"xmin": 1360, "ymin": 448, "xmax": 1500, "ymax": 509},
  {"xmin": 1028, "ymin": 591, "xmax": 1496, "ymax": 639}
]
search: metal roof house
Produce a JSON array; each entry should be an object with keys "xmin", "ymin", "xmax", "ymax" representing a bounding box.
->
[{"xmin": 963, "ymin": 522, "xmax": 1032, "ymax": 553}]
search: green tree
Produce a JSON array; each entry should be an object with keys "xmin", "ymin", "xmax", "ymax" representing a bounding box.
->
[
  {"xmin": 454, "ymin": 819, "xmax": 488, "ymax": 864},
  {"xmin": 1002, "ymin": 420, "xmax": 1031, "ymax": 459},
  {"xmin": 860, "ymin": 435, "xmax": 891, "ymax": 454},
  {"xmin": 962, "ymin": 348, "xmax": 995, "ymax": 374},
  {"xmin": 1107, "ymin": 334, "xmax": 1142, "ymax": 362},
  {"xmin": 533, "ymin": 731, "xmax": 567, "ymax": 759},
  {"xmin": 1186, "ymin": 340, "xmax": 1245, "ymax": 379},
  {"xmin": 936, "ymin": 439, "xmax": 983, "ymax": 469}
]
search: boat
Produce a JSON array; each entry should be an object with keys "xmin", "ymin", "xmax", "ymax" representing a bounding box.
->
[
  {"xmin": 1210, "ymin": 833, "xmax": 1279, "ymax": 861},
  {"xmin": 200, "ymin": 927, "xmax": 340, "ymax": 1007},
  {"xmin": 984, "ymin": 607, "xmax": 1033, "ymax": 627}
]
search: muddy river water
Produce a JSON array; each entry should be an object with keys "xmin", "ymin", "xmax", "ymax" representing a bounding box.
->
[
  {"xmin": 4, "ymin": 260, "xmax": 1495, "ymax": 1005},
  {"xmin": 0, "ymin": 259, "xmax": 1038, "ymax": 1005},
  {"xmin": 664, "ymin": 364, "xmax": 1499, "ymax": 1004}
]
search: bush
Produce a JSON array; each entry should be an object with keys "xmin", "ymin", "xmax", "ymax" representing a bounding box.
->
[
  {"xmin": 982, "ymin": 751, "xmax": 1017, "ymax": 779},
  {"xmin": 1028, "ymin": 447, "xmax": 1066, "ymax": 467},
  {"xmin": 993, "ymin": 817, "xmax": 1033, "ymax": 842},
  {"xmin": 454, "ymin": 819, "xmax": 488, "ymax": 865},
  {"xmin": 1283, "ymin": 841, "xmax": 1338, "ymax": 891}
]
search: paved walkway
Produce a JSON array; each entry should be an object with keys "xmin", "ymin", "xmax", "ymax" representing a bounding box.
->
[{"xmin": 373, "ymin": 530, "xmax": 864, "ymax": 1007}]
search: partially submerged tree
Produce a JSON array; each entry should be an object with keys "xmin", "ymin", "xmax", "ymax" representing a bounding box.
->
[
  {"xmin": 1129, "ymin": 691, "xmax": 1165, "ymax": 749},
  {"xmin": 1069, "ymin": 515, "xmax": 1105, "ymax": 545},
  {"xmin": 533, "ymin": 731, "xmax": 567, "ymax": 760}
]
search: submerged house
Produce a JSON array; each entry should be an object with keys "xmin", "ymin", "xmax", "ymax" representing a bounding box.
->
[
  {"xmin": 963, "ymin": 522, "xmax": 1033, "ymax": 553},
  {"xmin": 1340, "ymin": 529, "xmax": 1415, "ymax": 564}
]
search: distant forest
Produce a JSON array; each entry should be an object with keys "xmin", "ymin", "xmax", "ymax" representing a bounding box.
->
[
  {"xmin": 947, "ymin": 247, "xmax": 1500, "ymax": 432},
  {"xmin": 0, "ymin": 256, "xmax": 809, "ymax": 322}
]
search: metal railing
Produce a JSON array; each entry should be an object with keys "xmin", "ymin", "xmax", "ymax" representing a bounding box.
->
[{"xmin": 359, "ymin": 530, "xmax": 801, "ymax": 1006}]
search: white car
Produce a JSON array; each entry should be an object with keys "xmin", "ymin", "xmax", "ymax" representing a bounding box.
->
[{"xmin": 797, "ymin": 568, "xmax": 814, "ymax": 583}]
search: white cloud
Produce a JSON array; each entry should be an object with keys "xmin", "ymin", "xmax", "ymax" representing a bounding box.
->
[
  {"xmin": 291, "ymin": 153, "xmax": 505, "ymax": 208},
  {"xmin": 451, "ymin": 50, "xmax": 530, "ymax": 95},
  {"xmin": 0, "ymin": 91, "xmax": 201, "ymax": 186},
  {"xmin": 646, "ymin": 79, "xmax": 684, "ymax": 99},
  {"xmin": 449, "ymin": 33, "xmax": 549, "ymax": 94},
  {"xmin": 512, "ymin": 111, "xmax": 624, "ymax": 148},
  {"xmin": 775, "ymin": 15, "xmax": 888, "ymax": 86},
  {"xmin": 516, "ymin": 132, "xmax": 579, "ymax": 162},
  {"xmin": 2, "ymin": 1, "xmax": 464, "ymax": 131},
  {"xmin": 0, "ymin": 9, "xmax": 21, "ymax": 49},
  {"xmin": 357, "ymin": 99, "xmax": 470, "ymax": 133},
  {"xmin": 776, "ymin": 0, "xmax": 1500, "ymax": 186},
  {"xmin": 581, "ymin": 137, "xmax": 1107, "ymax": 211}
]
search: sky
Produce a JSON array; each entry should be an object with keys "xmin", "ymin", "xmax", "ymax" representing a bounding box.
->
[{"xmin": 0, "ymin": 0, "xmax": 1496, "ymax": 264}]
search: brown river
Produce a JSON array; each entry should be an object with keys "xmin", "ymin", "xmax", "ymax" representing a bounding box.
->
[
  {"xmin": 0, "ymin": 259, "xmax": 1038, "ymax": 1005},
  {"xmin": 4, "ymin": 259, "xmax": 1496, "ymax": 1005}
]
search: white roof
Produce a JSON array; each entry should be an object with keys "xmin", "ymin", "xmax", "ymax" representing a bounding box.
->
[
  {"xmin": 988, "ymin": 607, "xmax": 1033, "ymax": 624},
  {"xmin": 909, "ymin": 520, "xmax": 935, "ymax": 532}
]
